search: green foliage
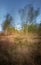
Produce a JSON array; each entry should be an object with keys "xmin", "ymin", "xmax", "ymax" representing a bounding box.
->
[
  {"xmin": 28, "ymin": 24, "xmax": 38, "ymax": 33},
  {"xmin": 38, "ymin": 23, "xmax": 41, "ymax": 35},
  {"xmin": 3, "ymin": 14, "xmax": 13, "ymax": 32},
  {"xmin": 22, "ymin": 24, "xmax": 28, "ymax": 33},
  {"xmin": 7, "ymin": 26, "xmax": 15, "ymax": 34}
]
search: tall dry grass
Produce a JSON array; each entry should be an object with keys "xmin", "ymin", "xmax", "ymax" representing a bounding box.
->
[{"xmin": 0, "ymin": 32, "xmax": 41, "ymax": 65}]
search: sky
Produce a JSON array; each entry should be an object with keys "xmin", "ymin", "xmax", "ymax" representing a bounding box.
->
[{"xmin": 0, "ymin": 0, "xmax": 41, "ymax": 31}]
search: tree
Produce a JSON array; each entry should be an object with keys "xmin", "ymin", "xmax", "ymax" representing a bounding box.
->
[
  {"xmin": 27, "ymin": 5, "xmax": 39, "ymax": 24},
  {"xmin": 38, "ymin": 22, "xmax": 41, "ymax": 35},
  {"xmin": 19, "ymin": 5, "xmax": 39, "ymax": 32},
  {"xmin": 3, "ymin": 14, "xmax": 13, "ymax": 34}
]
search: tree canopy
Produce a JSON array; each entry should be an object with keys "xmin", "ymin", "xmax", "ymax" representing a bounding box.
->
[
  {"xmin": 3, "ymin": 14, "xmax": 13, "ymax": 32},
  {"xmin": 19, "ymin": 5, "xmax": 39, "ymax": 32}
]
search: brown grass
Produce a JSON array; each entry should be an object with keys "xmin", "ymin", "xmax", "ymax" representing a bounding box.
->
[{"xmin": 0, "ymin": 32, "xmax": 41, "ymax": 65}]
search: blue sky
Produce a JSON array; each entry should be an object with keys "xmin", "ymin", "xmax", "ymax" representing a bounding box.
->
[{"xmin": 0, "ymin": 0, "xmax": 41, "ymax": 31}]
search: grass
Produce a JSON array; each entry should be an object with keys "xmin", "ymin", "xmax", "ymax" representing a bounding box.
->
[{"xmin": 0, "ymin": 32, "xmax": 41, "ymax": 65}]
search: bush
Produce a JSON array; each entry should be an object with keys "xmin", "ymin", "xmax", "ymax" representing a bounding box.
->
[{"xmin": 28, "ymin": 24, "xmax": 38, "ymax": 33}]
